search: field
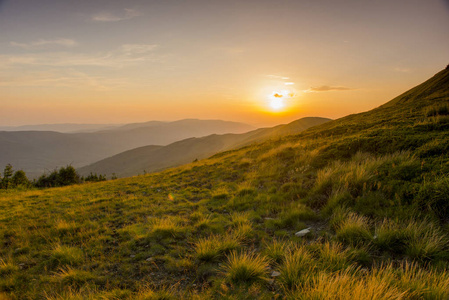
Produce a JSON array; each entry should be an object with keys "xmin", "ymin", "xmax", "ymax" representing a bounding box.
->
[{"xmin": 1, "ymin": 68, "xmax": 449, "ymax": 299}]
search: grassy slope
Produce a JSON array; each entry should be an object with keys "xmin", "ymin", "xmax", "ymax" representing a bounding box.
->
[
  {"xmin": 1, "ymin": 68, "xmax": 449, "ymax": 299},
  {"xmin": 78, "ymin": 117, "xmax": 331, "ymax": 178}
]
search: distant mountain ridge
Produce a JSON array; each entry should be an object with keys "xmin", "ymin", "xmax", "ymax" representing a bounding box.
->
[
  {"xmin": 0, "ymin": 123, "xmax": 121, "ymax": 133},
  {"xmin": 0, "ymin": 119, "xmax": 255, "ymax": 178},
  {"xmin": 78, "ymin": 117, "xmax": 331, "ymax": 177}
]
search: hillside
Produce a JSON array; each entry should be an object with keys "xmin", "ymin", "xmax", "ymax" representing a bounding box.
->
[
  {"xmin": 0, "ymin": 67, "xmax": 448, "ymax": 299},
  {"xmin": 0, "ymin": 119, "xmax": 254, "ymax": 178},
  {"xmin": 78, "ymin": 117, "xmax": 331, "ymax": 177}
]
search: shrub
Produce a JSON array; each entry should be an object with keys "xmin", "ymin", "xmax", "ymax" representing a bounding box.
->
[
  {"xmin": 35, "ymin": 165, "xmax": 81, "ymax": 188},
  {"xmin": 11, "ymin": 170, "xmax": 30, "ymax": 187}
]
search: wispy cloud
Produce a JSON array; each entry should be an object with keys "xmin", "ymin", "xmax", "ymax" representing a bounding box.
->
[
  {"xmin": 266, "ymin": 74, "xmax": 296, "ymax": 87},
  {"xmin": 0, "ymin": 43, "xmax": 162, "ymax": 90},
  {"xmin": 120, "ymin": 44, "xmax": 158, "ymax": 55},
  {"xmin": 10, "ymin": 39, "xmax": 78, "ymax": 49},
  {"xmin": 91, "ymin": 8, "xmax": 141, "ymax": 22},
  {"xmin": 304, "ymin": 85, "xmax": 353, "ymax": 92},
  {"xmin": 0, "ymin": 69, "xmax": 130, "ymax": 91},
  {"xmin": 266, "ymin": 74, "xmax": 290, "ymax": 80},
  {"xmin": 0, "ymin": 44, "xmax": 161, "ymax": 68}
]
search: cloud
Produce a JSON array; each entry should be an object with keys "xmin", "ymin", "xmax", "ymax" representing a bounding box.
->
[
  {"xmin": 0, "ymin": 69, "xmax": 131, "ymax": 90},
  {"xmin": 0, "ymin": 44, "xmax": 161, "ymax": 69},
  {"xmin": 305, "ymin": 85, "xmax": 353, "ymax": 92},
  {"xmin": 272, "ymin": 91, "xmax": 296, "ymax": 99},
  {"xmin": 91, "ymin": 8, "xmax": 141, "ymax": 22},
  {"xmin": 266, "ymin": 75, "xmax": 290, "ymax": 80},
  {"xmin": 10, "ymin": 39, "xmax": 78, "ymax": 49},
  {"xmin": 120, "ymin": 44, "xmax": 158, "ymax": 55},
  {"xmin": 284, "ymin": 82, "xmax": 295, "ymax": 85}
]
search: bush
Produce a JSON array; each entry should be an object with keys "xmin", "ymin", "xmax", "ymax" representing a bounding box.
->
[
  {"xmin": 83, "ymin": 172, "xmax": 107, "ymax": 182},
  {"xmin": 35, "ymin": 165, "xmax": 81, "ymax": 188},
  {"xmin": 12, "ymin": 170, "xmax": 30, "ymax": 187}
]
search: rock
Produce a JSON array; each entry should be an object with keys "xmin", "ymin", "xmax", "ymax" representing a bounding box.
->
[
  {"xmin": 271, "ymin": 271, "xmax": 281, "ymax": 277},
  {"xmin": 295, "ymin": 227, "xmax": 312, "ymax": 237}
]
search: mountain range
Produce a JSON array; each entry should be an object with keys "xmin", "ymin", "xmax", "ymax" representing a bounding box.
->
[
  {"xmin": 0, "ymin": 119, "xmax": 254, "ymax": 178},
  {"xmin": 78, "ymin": 117, "xmax": 331, "ymax": 177}
]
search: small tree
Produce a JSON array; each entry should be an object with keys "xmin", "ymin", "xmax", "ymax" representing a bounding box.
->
[
  {"xmin": 58, "ymin": 165, "xmax": 80, "ymax": 186},
  {"xmin": 12, "ymin": 170, "xmax": 30, "ymax": 187},
  {"xmin": 1, "ymin": 164, "xmax": 14, "ymax": 189}
]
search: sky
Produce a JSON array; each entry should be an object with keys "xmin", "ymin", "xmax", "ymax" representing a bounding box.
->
[{"xmin": 1, "ymin": 0, "xmax": 448, "ymax": 127}]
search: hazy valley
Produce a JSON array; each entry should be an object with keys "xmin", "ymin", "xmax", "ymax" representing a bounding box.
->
[{"xmin": 0, "ymin": 119, "xmax": 254, "ymax": 178}]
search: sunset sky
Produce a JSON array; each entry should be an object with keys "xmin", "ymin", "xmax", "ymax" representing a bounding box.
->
[{"xmin": 1, "ymin": 0, "xmax": 448, "ymax": 127}]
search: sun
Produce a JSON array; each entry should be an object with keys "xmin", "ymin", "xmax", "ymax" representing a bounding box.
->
[
  {"xmin": 267, "ymin": 89, "xmax": 295, "ymax": 112},
  {"xmin": 270, "ymin": 98, "xmax": 285, "ymax": 111}
]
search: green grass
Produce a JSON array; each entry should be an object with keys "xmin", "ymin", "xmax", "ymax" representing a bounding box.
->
[
  {"xmin": 221, "ymin": 251, "xmax": 270, "ymax": 285},
  {"xmin": 0, "ymin": 68, "xmax": 448, "ymax": 298},
  {"xmin": 194, "ymin": 233, "xmax": 241, "ymax": 262},
  {"xmin": 278, "ymin": 245, "xmax": 315, "ymax": 290},
  {"xmin": 335, "ymin": 213, "xmax": 373, "ymax": 246}
]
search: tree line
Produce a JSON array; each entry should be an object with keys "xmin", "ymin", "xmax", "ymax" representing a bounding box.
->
[{"xmin": 0, "ymin": 164, "xmax": 108, "ymax": 190}]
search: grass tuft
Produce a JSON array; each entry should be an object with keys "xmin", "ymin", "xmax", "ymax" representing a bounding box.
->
[
  {"xmin": 335, "ymin": 212, "xmax": 372, "ymax": 246},
  {"xmin": 278, "ymin": 245, "xmax": 315, "ymax": 290},
  {"xmin": 194, "ymin": 234, "xmax": 241, "ymax": 262},
  {"xmin": 221, "ymin": 251, "xmax": 270, "ymax": 285},
  {"xmin": 48, "ymin": 245, "xmax": 84, "ymax": 269}
]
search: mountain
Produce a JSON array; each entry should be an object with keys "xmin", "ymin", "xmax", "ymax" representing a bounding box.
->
[
  {"xmin": 78, "ymin": 117, "xmax": 331, "ymax": 177},
  {"xmin": 0, "ymin": 123, "xmax": 121, "ymax": 133},
  {"xmin": 0, "ymin": 119, "xmax": 254, "ymax": 178},
  {"xmin": 1, "ymin": 67, "xmax": 449, "ymax": 299}
]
